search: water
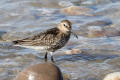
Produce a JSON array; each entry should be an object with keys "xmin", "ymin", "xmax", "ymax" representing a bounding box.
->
[{"xmin": 0, "ymin": 0, "xmax": 120, "ymax": 80}]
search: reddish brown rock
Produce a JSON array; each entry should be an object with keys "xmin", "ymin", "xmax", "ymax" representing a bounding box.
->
[
  {"xmin": 60, "ymin": 6, "xmax": 93, "ymax": 16},
  {"xmin": 15, "ymin": 63, "xmax": 63, "ymax": 80}
]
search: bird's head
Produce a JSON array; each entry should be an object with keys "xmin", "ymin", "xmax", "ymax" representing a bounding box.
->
[{"xmin": 57, "ymin": 20, "xmax": 72, "ymax": 34}]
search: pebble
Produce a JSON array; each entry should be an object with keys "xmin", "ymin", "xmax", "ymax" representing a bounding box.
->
[{"xmin": 64, "ymin": 49, "xmax": 82, "ymax": 55}]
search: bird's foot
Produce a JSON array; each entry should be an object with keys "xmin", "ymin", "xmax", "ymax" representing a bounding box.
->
[
  {"xmin": 51, "ymin": 56, "xmax": 55, "ymax": 63},
  {"xmin": 44, "ymin": 52, "xmax": 48, "ymax": 62}
]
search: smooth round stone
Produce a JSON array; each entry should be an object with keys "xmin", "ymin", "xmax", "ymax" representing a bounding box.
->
[
  {"xmin": 103, "ymin": 72, "xmax": 120, "ymax": 80},
  {"xmin": 15, "ymin": 62, "xmax": 63, "ymax": 80}
]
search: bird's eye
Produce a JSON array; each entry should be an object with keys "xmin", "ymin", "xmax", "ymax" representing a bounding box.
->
[{"xmin": 63, "ymin": 24, "xmax": 66, "ymax": 27}]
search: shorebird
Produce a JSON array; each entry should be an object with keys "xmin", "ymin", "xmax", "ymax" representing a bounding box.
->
[{"xmin": 13, "ymin": 20, "xmax": 78, "ymax": 62}]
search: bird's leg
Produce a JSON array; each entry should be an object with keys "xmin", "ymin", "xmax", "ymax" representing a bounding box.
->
[
  {"xmin": 50, "ymin": 52, "xmax": 54, "ymax": 63},
  {"xmin": 44, "ymin": 52, "xmax": 48, "ymax": 62},
  {"xmin": 51, "ymin": 56, "xmax": 54, "ymax": 63}
]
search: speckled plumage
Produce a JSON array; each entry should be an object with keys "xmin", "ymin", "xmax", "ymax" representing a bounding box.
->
[
  {"xmin": 13, "ymin": 20, "xmax": 74, "ymax": 62},
  {"xmin": 13, "ymin": 28, "xmax": 70, "ymax": 52}
]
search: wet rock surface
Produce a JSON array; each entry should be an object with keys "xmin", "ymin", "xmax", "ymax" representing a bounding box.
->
[
  {"xmin": 15, "ymin": 63, "xmax": 63, "ymax": 80},
  {"xmin": 0, "ymin": 0, "xmax": 120, "ymax": 80}
]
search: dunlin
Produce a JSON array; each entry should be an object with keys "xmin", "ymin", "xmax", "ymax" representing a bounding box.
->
[{"xmin": 13, "ymin": 20, "xmax": 78, "ymax": 62}]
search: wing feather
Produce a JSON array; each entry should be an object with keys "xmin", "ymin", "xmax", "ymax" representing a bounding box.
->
[{"xmin": 13, "ymin": 28, "xmax": 60, "ymax": 46}]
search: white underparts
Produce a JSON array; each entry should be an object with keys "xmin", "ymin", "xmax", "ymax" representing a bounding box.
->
[
  {"xmin": 15, "ymin": 45, "xmax": 48, "ymax": 51},
  {"xmin": 50, "ymin": 52, "xmax": 53, "ymax": 56}
]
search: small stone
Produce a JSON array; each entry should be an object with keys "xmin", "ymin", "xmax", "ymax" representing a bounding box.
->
[
  {"xmin": 64, "ymin": 49, "xmax": 82, "ymax": 55},
  {"xmin": 60, "ymin": 6, "xmax": 93, "ymax": 16}
]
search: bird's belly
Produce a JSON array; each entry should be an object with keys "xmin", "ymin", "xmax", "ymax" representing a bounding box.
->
[{"xmin": 15, "ymin": 45, "xmax": 48, "ymax": 51}]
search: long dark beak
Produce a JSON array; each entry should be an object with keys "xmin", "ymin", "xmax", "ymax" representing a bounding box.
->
[{"xmin": 71, "ymin": 31, "xmax": 78, "ymax": 39}]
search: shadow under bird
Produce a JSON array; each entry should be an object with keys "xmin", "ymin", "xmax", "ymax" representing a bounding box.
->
[{"xmin": 13, "ymin": 20, "xmax": 78, "ymax": 62}]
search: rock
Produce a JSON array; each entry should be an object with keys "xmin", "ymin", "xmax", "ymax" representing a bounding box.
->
[
  {"xmin": 15, "ymin": 62, "xmax": 63, "ymax": 80},
  {"xmin": 85, "ymin": 24, "xmax": 120, "ymax": 38},
  {"xmin": 60, "ymin": 6, "xmax": 93, "ymax": 16},
  {"xmin": 79, "ymin": 19, "xmax": 112, "ymax": 37},
  {"xmin": 104, "ymin": 25, "xmax": 120, "ymax": 37},
  {"xmin": 87, "ymin": 27, "xmax": 120, "ymax": 38},
  {"xmin": 87, "ymin": 26, "xmax": 105, "ymax": 38},
  {"xmin": 64, "ymin": 49, "xmax": 82, "ymax": 55},
  {"xmin": 103, "ymin": 72, "xmax": 120, "ymax": 80}
]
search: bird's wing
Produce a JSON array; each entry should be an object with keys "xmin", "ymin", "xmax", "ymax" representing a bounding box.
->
[{"xmin": 13, "ymin": 28, "xmax": 59, "ymax": 46}]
